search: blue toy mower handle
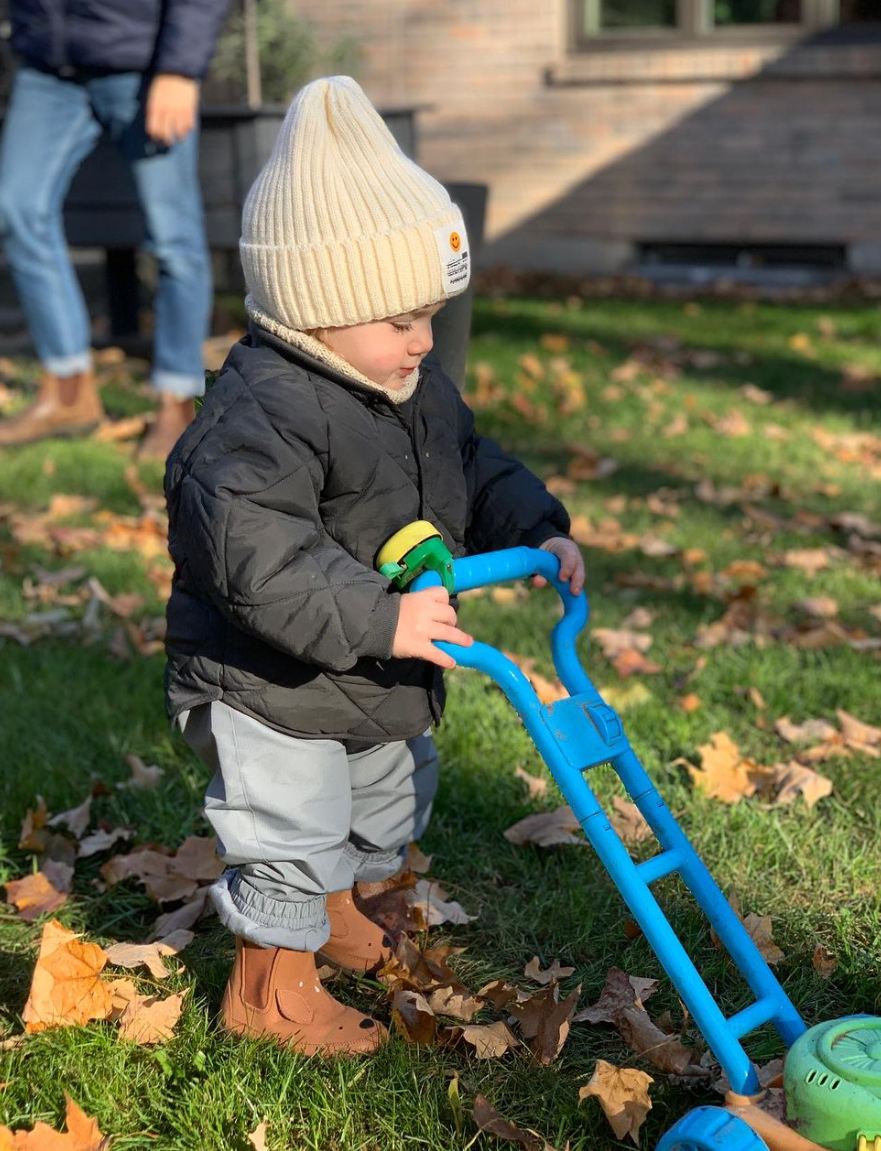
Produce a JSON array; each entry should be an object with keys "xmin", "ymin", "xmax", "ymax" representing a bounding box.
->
[{"xmin": 412, "ymin": 547, "xmax": 594, "ymax": 700}]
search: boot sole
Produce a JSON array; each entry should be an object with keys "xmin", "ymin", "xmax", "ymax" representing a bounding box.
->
[{"xmin": 221, "ymin": 1014, "xmax": 387, "ymax": 1056}]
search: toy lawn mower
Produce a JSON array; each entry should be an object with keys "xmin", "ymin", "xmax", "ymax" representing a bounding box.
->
[{"xmin": 378, "ymin": 521, "xmax": 881, "ymax": 1151}]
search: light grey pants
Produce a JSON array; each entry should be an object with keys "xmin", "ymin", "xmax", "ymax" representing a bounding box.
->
[{"xmin": 178, "ymin": 701, "xmax": 439, "ymax": 951}]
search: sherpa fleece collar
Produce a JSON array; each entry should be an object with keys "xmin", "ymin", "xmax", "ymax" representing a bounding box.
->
[{"xmin": 246, "ymin": 301, "xmax": 420, "ymax": 404}]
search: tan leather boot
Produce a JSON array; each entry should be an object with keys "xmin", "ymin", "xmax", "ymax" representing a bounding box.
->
[
  {"xmin": 317, "ymin": 890, "xmax": 394, "ymax": 974},
  {"xmin": 138, "ymin": 395, "xmax": 195, "ymax": 461},
  {"xmin": 0, "ymin": 370, "xmax": 103, "ymax": 448},
  {"xmin": 221, "ymin": 937, "xmax": 387, "ymax": 1055}
]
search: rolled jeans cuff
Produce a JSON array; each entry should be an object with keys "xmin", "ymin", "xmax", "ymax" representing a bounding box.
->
[
  {"xmin": 44, "ymin": 351, "xmax": 92, "ymax": 377},
  {"xmin": 343, "ymin": 842, "xmax": 405, "ymax": 883},
  {"xmin": 208, "ymin": 868, "xmax": 330, "ymax": 952},
  {"xmin": 152, "ymin": 368, "xmax": 205, "ymax": 399}
]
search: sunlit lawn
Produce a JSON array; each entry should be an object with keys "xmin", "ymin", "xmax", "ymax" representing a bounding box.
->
[{"xmin": 1, "ymin": 293, "xmax": 879, "ymax": 1149}]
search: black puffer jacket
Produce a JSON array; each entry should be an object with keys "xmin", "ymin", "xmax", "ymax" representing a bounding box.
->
[
  {"xmin": 10, "ymin": 0, "xmax": 231, "ymax": 80},
  {"xmin": 164, "ymin": 327, "xmax": 570, "ymax": 743}
]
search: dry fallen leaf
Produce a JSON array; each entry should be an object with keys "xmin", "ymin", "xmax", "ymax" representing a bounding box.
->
[
  {"xmin": 248, "ymin": 1120, "xmax": 269, "ymax": 1151},
  {"xmin": 406, "ymin": 842, "xmax": 432, "ymax": 873},
  {"xmin": 774, "ymin": 716, "xmax": 838, "ymax": 744},
  {"xmin": 770, "ymin": 760, "xmax": 833, "ymax": 809},
  {"xmin": 514, "ymin": 766, "xmax": 548, "ymax": 799},
  {"xmin": 150, "ymin": 886, "xmax": 213, "ymax": 939},
  {"xmin": 117, "ymin": 988, "xmax": 187, "ymax": 1044},
  {"xmin": 391, "ymin": 989, "xmax": 437, "ymax": 1044},
  {"xmin": 78, "ymin": 827, "xmax": 133, "ymax": 858},
  {"xmin": 677, "ymin": 693, "xmax": 703, "ymax": 713},
  {"xmin": 612, "ymin": 648, "xmax": 663, "ymax": 678},
  {"xmin": 509, "ymin": 981, "xmax": 581, "ymax": 1065},
  {"xmin": 524, "ymin": 957, "xmax": 575, "ymax": 985},
  {"xmin": 504, "ymin": 806, "xmax": 583, "ymax": 848},
  {"xmin": 408, "ymin": 878, "xmax": 474, "ymax": 926},
  {"xmin": 0, "ymin": 1094, "xmax": 110, "ymax": 1150},
  {"xmin": 578, "ymin": 1060, "xmax": 654, "ymax": 1145},
  {"xmin": 573, "ymin": 968, "xmax": 659, "ymax": 1024},
  {"xmin": 104, "ymin": 929, "xmax": 194, "ymax": 979},
  {"xmin": 22, "ymin": 920, "xmax": 112, "ymax": 1032},
  {"xmin": 4, "ymin": 864, "xmax": 72, "ymax": 922},
  {"xmin": 458, "ymin": 1021, "xmax": 519, "ymax": 1059},
  {"xmin": 711, "ymin": 894, "xmax": 785, "ymax": 966},
  {"xmin": 18, "ymin": 797, "xmax": 50, "ymax": 852},
  {"xmin": 471, "ymin": 1094, "xmax": 556, "ymax": 1150},
  {"xmin": 616, "ymin": 1005, "xmax": 705, "ymax": 1076},
  {"xmin": 593, "ymin": 627, "xmax": 652, "ymax": 659},
  {"xmin": 117, "ymin": 754, "xmax": 164, "ymax": 790},
  {"xmin": 837, "ymin": 707, "xmax": 881, "ymax": 750},
  {"xmin": 679, "ymin": 731, "xmax": 770, "ymax": 805},
  {"xmin": 47, "ymin": 794, "xmax": 92, "ymax": 839},
  {"xmin": 812, "ymin": 945, "xmax": 838, "ymax": 979},
  {"xmin": 504, "ymin": 652, "xmax": 567, "ymax": 705},
  {"xmin": 105, "ymin": 977, "xmax": 140, "ymax": 1023},
  {"xmin": 608, "ymin": 796, "xmax": 652, "ymax": 845}
]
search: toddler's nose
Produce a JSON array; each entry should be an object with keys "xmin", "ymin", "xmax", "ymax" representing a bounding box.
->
[{"xmin": 410, "ymin": 326, "xmax": 433, "ymax": 357}]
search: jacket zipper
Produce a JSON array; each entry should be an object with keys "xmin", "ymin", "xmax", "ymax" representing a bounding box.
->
[{"xmin": 51, "ymin": 2, "xmax": 67, "ymax": 74}]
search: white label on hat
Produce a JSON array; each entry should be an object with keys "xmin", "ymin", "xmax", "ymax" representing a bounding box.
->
[{"xmin": 435, "ymin": 218, "xmax": 470, "ymax": 294}]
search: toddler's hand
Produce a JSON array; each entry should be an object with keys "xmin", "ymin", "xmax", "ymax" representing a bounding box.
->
[
  {"xmin": 391, "ymin": 587, "xmax": 473, "ymax": 669},
  {"xmin": 532, "ymin": 536, "xmax": 585, "ymax": 595}
]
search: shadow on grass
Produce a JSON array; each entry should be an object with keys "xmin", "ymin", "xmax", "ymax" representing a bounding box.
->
[{"xmin": 470, "ymin": 303, "xmax": 880, "ymax": 421}]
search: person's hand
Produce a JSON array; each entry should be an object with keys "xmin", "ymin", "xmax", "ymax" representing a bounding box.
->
[
  {"xmin": 532, "ymin": 536, "xmax": 585, "ymax": 596},
  {"xmin": 146, "ymin": 74, "xmax": 200, "ymax": 146},
  {"xmin": 391, "ymin": 587, "xmax": 473, "ymax": 669}
]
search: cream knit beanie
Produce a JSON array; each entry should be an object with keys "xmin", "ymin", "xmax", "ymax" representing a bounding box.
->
[{"xmin": 240, "ymin": 75, "xmax": 471, "ymax": 332}]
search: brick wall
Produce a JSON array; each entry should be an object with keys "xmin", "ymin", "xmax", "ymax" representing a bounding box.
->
[{"xmin": 292, "ymin": 0, "xmax": 881, "ymax": 273}]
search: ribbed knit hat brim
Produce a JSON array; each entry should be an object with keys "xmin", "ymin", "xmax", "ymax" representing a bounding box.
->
[{"xmin": 240, "ymin": 76, "xmax": 471, "ymax": 331}]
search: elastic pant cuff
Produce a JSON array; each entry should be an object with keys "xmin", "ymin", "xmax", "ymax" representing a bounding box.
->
[
  {"xmin": 343, "ymin": 843, "xmax": 405, "ymax": 883},
  {"xmin": 209, "ymin": 868, "xmax": 330, "ymax": 952}
]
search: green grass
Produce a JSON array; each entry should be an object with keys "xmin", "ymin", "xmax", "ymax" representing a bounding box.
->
[{"xmin": 1, "ymin": 294, "xmax": 879, "ymax": 1149}]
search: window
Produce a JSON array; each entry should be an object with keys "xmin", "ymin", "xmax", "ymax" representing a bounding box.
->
[
  {"xmin": 839, "ymin": 0, "xmax": 881, "ymax": 18},
  {"xmin": 592, "ymin": 0, "xmax": 677, "ymax": 31},
  {"xmin": 575, "ymin": 0, "xmax": 850, "ymax": 47},
  {"xmin": 714, "ymin": 0, "xmax": 802, "ymax": 22}
]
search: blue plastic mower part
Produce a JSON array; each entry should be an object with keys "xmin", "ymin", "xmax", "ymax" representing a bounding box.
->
[
  {"xmin": 412, "ymin": 547, "xmax": 807, "ymax": 1097},
  {"xmin": 655, "ymin": 1107, "xmax": 770, "ymax": 1151}
]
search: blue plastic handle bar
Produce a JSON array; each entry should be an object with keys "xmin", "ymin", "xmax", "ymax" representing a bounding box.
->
[
  {"xmin": 412, "ymin": 546, "xmax": 808, "ymax": 1095},
  {"xmin": 412, "ymin": 547, "xmax": 593, "ymax": 699}
]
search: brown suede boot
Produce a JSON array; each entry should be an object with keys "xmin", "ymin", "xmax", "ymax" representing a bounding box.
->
[
  {"xmin": 221, "ymin": 937, "xmax": 387, "ymax": 1055},
  {"xmin": 138, "ymin": 394, "xmax": 196, "ymax": 461},
  {"xmin": 0, "ymin": 370, "xmax": 103, "ymax": 448},
  {"xmin": 317, "ymin": 890, "xmax": 394, "ymax": 974}
]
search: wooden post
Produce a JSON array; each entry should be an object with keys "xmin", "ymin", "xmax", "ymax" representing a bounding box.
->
[{"xmin": 243, "ymin": 0, "xmax": 262, "ymax": 109}]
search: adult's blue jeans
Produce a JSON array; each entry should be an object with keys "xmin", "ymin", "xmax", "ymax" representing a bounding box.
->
[{"xmin": 0, "ymin": 67, "xmax": 211, "ymax": 397}]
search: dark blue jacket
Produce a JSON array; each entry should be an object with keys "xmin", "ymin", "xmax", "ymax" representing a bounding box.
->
[{"xmin": 10, "ymin": 0, "xmax": 231, "ymax": 80}]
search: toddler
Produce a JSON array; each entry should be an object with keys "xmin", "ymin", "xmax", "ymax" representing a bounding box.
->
[{"xmin": 165, "ymin": 76, "xmax": 583, "ymax": 1055}]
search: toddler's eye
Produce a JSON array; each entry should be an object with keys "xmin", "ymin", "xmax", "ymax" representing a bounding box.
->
[{"xmin": 392, "ymin": 322, "xmax": 413, "ymax": 333}]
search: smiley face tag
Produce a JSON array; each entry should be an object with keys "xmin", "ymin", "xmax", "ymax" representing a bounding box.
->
[{"xmin": 434, "ymin": 211, "xmax": 470, "ymax": 295}]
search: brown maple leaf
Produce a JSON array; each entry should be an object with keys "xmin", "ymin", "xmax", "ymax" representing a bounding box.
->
[
  {"xmin": 22, "ymin": 920, "xmax": 112, "ymax": 1033},
  {"xmin": 523, "ymin": 957, "xmax": 575, "ymax": 985},
  {"xmin": 0, "ymin": 1094, "xmax": 110, "ymax": 1150},
  {"xmin": 117, "ymin": 988, "xmax": 187, "ymax": 1044},
  {"xmin": 4, "ymin": 864, "xmax": 72, "ymax": 922},
  {"xmin": 104, "ymin": 929, "xmax": 194, "ymax": 979},
  {"xmin": 578, "ymin": 1060, "xmax": 654, "ymax": 1145},
  {"xmin": 503, "ymin": 806, "xmax": 583, "ymax": 848},
  {"xmin": 471, "ymin": 1095, "xmax": 557, "ymax": 1149},
  {"xmin": 391, "ymin": 989, "xmax": 437, "ymax": 1044}
]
